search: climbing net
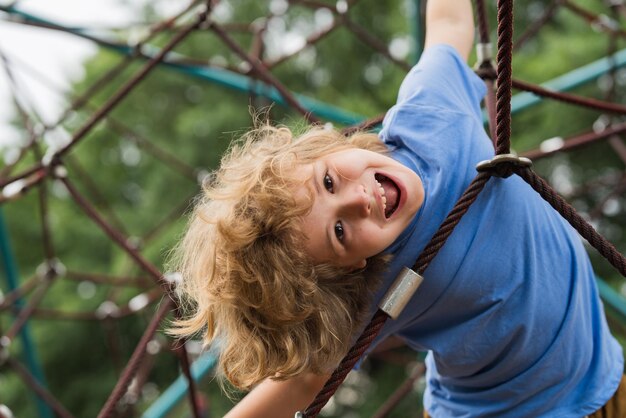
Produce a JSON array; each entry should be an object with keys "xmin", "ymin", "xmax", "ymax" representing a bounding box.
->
[{"xmin": 0, "ymin": 0, "xmax": 625, "ymax": 417}]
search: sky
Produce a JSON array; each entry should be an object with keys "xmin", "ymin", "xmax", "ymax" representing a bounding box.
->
[
  {"xmin": 0, "ymin": 0, "xmax": 406, "ymax": 165},
  {"xmin": 0, "ymin": 0, "xmax": 181, "ymax": 161}
]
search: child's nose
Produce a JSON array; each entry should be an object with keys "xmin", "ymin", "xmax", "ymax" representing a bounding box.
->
[{"xmin": 343, "ymin": 185, "xmax": 370, "ymax": 217}]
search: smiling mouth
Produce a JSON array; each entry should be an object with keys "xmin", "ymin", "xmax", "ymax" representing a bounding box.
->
[{"xmin": 375, "ymin": 173, "xmax": 401, "ymax": 218}]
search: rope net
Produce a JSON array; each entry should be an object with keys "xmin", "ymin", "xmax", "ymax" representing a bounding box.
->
[{"xmin": 0, "ymin": 0, "xmax": 625, "ymax": 417}]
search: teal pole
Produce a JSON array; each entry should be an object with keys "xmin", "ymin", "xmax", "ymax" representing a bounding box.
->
[
  {"xmin": 6, "ymin": 6, "xmax": 626, "ymax": 125},
  {"xmin": 142, "ymin": 352, "xmax": 217, "ymax": 418},
  {"xmin": 0, "ymin": 6, "xmax": 366, "ymax": 126},
  {"xmin": 597, "ymin": 276, "xmax": 626, "ymax": 323},
  {"xmin": 0, "ymin": 209, "xmax": 53, "ymax": 418},
  {"xmin": 481, "ymin": 48, "xmax": 626, "ymax": 123},
  {"xmin": 138, "ymin": 277, "xmax": 626, "ymax": 418},
  {"xmin": 510, "ymin": 49, "xmax": 626, "ymax": 115},
  {"xmin": 161, "ymin": 59, "xmax": 366, "ymax": 125}
]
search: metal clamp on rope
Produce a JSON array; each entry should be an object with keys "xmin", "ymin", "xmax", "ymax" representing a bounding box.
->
[
  {"xmin": 379, "ymin": 267, "xmax": 424, "ymax": 320},
  {"xmin": 476, "ymin": 42, "xmax": 492, "ymax": 63},
  {"xmin": 476, "ymin": 154, "xmax": 532, "ymax": 178},
  {"xmin": 474, "ymin": 42, "xmax": 493, "ymax": 70}
]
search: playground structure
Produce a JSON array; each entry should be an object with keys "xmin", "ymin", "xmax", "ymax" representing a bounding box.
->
[{"xmin": 1, "ymin": 0, "xmax": 626, "ymax": 417}]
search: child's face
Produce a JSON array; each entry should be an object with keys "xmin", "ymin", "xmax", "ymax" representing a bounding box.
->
[{"xmin": 297, "ymin": 148, "xmax": 424, "ymax": 270}]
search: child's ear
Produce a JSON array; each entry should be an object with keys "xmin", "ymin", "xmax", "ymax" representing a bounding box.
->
[{"xmin": 351, "ymin": 259, "xmax": 367, "ymax": 271}]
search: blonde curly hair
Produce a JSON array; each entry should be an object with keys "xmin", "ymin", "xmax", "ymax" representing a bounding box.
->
[{"xmin": 169, "ymin": 124, "xmax": 390, "ymax": 391}]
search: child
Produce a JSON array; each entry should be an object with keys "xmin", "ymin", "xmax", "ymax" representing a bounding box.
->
[{"xmin": 171, "ymin": 0, "xmax": 625, "ymax": 416}]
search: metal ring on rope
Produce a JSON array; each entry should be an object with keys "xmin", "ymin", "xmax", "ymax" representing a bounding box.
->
[{"xmin": 476, "ymin": 154, "xmax": 533, "ymax": 178}]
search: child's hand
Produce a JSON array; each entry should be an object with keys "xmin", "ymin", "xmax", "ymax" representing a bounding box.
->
[{"xmin": 224, "ymin": 372, "xmax": 330, "ymax": 418}]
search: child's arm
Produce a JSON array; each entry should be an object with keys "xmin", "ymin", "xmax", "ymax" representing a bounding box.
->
[
  {"xmin": 424, "ymin": 0, "xmax": 475, "ymax": 61},
  {"xmin": 224, "ymin": 372, "xmax": 330, "ymax": 418}
]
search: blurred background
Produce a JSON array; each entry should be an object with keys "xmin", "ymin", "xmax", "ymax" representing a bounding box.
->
[{"xmin": 1, "ymin": 0, "xmax": 625, "ymax": 417}]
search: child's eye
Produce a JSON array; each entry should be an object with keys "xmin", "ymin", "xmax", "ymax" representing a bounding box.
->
[
  {"xmin": 323, "ymin": 172, "xmax": 334, "ymax": 193},
  {"xmin": 334, "ymin": 221, "xmax": 344, "ymax": 242}
]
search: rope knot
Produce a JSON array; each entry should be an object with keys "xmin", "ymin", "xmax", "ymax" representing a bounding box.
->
[
  {"xmin": 476, "ymin": 154, "xmax": 532, "ymax": 178},
  {"xmin": 474, "ymin": 66, "xmax": 497, "ymax": 80}
]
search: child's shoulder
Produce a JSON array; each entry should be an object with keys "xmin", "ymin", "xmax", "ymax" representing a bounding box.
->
[{"xmin": 395, "ymin": 44, "xmax": 486, "ymax": 118}]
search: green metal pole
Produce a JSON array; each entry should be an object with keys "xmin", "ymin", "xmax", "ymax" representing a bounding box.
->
[
  {"xmin": 479, "ymin": 48, "xmax": 626, "ymax": 123},
  {"xmin": 597, "ymin": 276, "xmax": 626, "ymax": 323},
  {"xmin": 0, "ymin": 209, "xmax": 53, "ymax": 418},
  {"xmin": 0, "ymin": 6, "xmax": 366, "ymax": 126},
  {"xmin": 510, "ymin": 49, "xmax": 626, "ymax": 115},
  {"xmin": 142, "ymin": 351, "xmax": 217, "ymax": 418},
  {"xmin": 5, "ymin": 6, "xmax": 626, "ymax": 126}
]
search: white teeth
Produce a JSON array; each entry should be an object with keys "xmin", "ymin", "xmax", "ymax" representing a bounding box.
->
[
  {"xmin": 376, "ymin": 179, "xmax": 386, "ymax": 212},
  {"xmin": 376, "ymin": 180, "xmax": 385, "ymax": 196}
]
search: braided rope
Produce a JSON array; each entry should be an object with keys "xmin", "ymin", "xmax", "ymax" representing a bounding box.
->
[
  {"xmin": 477, "ymin": 67, "xmax": 626, "ymax": 115},
  {"xmin": 495, "ymin": 0, "xmax": 514, "ymax": 155},
  {"xmin": 371, "ymin": 363, "xmax": 425, "ymax": 418},
  {"xmin": 0, "ymin": 7, "xmax": 209, "ymax": 190},
  {"xmin": 3, "ymin": 279, "xmax": 53, "ymax": 341},
  {"xmin": 302, "ymin": 172, "xmax": 492, "ymax": 417},
  {"xmin": 7, "ymin": 358, "xmax": 75, "ymax": 418},
  {"xmin": 473, "ymin": 0, "xmax": 499, "ymax": 142},
  {"xmin": 303, "ymin": 310, "xmax": 389, "ymax": 417},
  {"xmin": 413, "ymin": 173, "xmax": 491, "ymax": 270},
  {"xmin": 56, "ymin": 11, "xmax": 209, "ymax": 160},
  {"xmin": 209, "ymin": 22, "xmax": 320, "ymax": 124},
  {"xmin": 474, "ymin": 0, "xmax": 491, "ymax": 45},
  {"xmin": 176, "ymin": 343, "xmax": 203, "ymax": 418},
  {"xmin": 514, "ymin": 0, "xmax": 562, "ymax": 50},
  {"xmin": 518, "ymin": 168, "xmax": 626, "ymax": 277},
  {"xmin": 522, "ymin": 121, "xmax": 626, "ymax": 160},
  {"xmin": 96, "ymin": 298, "xmax": 173, "ymax": 418}
]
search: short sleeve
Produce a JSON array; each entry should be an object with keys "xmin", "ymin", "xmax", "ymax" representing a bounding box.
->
[
  {"xmin": 394, "ymin": 44, "xmax": 485, "ymax": 121},
  {"xmin": 378, "ymin": 44, "xmax": 491, "ymax": 178}
]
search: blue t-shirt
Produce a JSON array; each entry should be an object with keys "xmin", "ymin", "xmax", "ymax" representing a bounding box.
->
[{"xmin": 369, "ymin": 44, "xmax": 623, "ymax": 417}]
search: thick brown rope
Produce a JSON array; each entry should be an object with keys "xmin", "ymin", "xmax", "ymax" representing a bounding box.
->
[
  {"xmin": 518, "ymin": 168, "xmax": 626, "ymax": 277},
  {"xmin": 302, "ymin": 310, "xmax": 389, "ymax": 417},
  {"xmin": 96, "ymin": 298, "xmax": 173, "ymax": 418},
  {"xmin": 56, "ymin": 11, "xmax": 209, "ymax": 160},
  {"xmin": 304, "ymin": 0, "xmax": 520, "ymax": 414},
  {"xmin": 3, "ymin": 278, "xmax": 54, "ymax": 340},
  {"xmin": 209, "ymin": 22, "xmax": 320, "ymax": 124},
  {"xmin": 473, "ymin": 0, "xmax": 498, "ymax": 142},
  {"xmin": 371, "ymin": 362, "xmax": 425, "ymax": 418},
  {"xmin": 495, "ymin": 0, "xmax": 514, "ymax": 155},
  {"xmin": 302, "ymin": 172, "xmax": 491, "ymax": 417},
  {"xmin": 477, "ymin": 67, "xmax": 626, "ymax": 116},
  {"xmin": 0, "ymin": 7, "xmax": 209, "ymax": 191},
  {"xmin": 522, "ymin": 121, "xmax": 626, "ymax": 160},
  {"xmin": 514, "ymin": 0, "xmax": 562, "ymax": 51},
  {"xmin": 413, "ymin": 173, "xmax": 491, "ymax": 268},
  {"xmin": 7, "ymin": 358, "xmax": 75, "ymax": 418},
  {"xmin": 474, "ymin": 0, "xmax": 491, "ymax": 46}
]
